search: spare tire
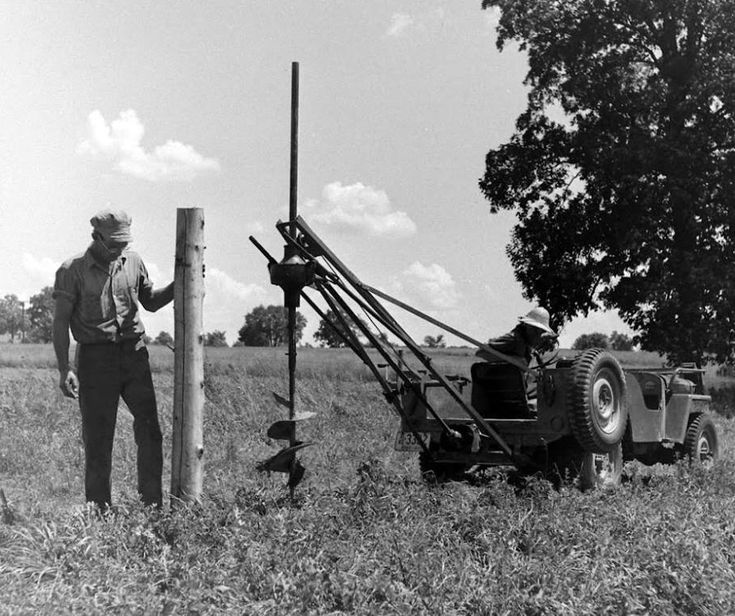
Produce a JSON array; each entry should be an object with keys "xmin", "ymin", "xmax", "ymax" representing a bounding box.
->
[{"xmin": 567, "ymin": 348, "xmax": 627, "ymax": 453}]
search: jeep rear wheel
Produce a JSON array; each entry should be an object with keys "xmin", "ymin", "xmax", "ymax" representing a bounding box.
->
[
  {"xmin": 682, "ymin": 414, "xmax": 719, "ymax": 465},
  {"xmin": 578, "ymin": 442, "xmax": 623, "ymax": 490},
  {"xmin": 545, "ymin": 437, "xmax": 622, "ymax": 491},
  {"xmin": 568, "ymin": 349, "xmax": 627, "ymax": 453},
  {"xmin": 419, "ymin": 450, "xmax": 467, "ymax": 482}
]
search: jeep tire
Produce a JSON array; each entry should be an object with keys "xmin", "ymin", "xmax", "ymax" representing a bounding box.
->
[
  {"xmin": 419, "ymin": 450, "xmax": 467, "ymax": 482},
  {"xmin": 578, "ymin": 442, "xmax": 623, "ymax": 490},
  {"xmin": 545, "ymin": 437, "xmax": 622, "ymax": 490},
  {"xmin": 682, "ymin": 413, "xmax": 719, "ymax": 465},
  {"xmin": 568, "ymin": 348, "xmax": 628, "ymax": 453}
]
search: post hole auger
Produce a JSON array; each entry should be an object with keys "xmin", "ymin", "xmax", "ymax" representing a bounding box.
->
[
  {"xmin": 253, "ymin": 61, "xmax": 316, "ymax": 496},
  {"xmin": 250, "ymin": 63, "xmax": 532, "ymax": 492},
  {"xmin": 250, "ymin": 213, "xmax": 538, "ymax": 478},
  {"xmin": 253, "ymin": 239, "xmax": 316, "ymax": 493}
]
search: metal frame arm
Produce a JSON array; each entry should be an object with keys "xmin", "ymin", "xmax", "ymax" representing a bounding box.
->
[{"xmin": 272, "ymin": 217, "xmax": 522, "ymax": 461}]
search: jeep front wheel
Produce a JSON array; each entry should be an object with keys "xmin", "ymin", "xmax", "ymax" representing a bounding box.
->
[
  {"xmin": 568, "ymin": 348, "xmax": 628, "ymax": 452},
  {"xmin": 682, "ymin": 414, "xmax": 719, "ymax": 465}
]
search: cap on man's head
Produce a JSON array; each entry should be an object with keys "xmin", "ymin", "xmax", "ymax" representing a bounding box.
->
[
  {"xmin": 90, "ymin": 209, "xmax": 132, "ymax": 242},
  {"xmin": 518, "ymin": 306, "xmax": 555, "ymax": 335}
]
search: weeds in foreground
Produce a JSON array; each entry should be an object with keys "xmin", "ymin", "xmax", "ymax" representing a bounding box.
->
[
  {"xmin": 2, "ymin": 347, "xmax": 735, "ymax": 614},
  {"xmin": 2, "ymin": 458, "xmax": 735, "ymax": 615}
]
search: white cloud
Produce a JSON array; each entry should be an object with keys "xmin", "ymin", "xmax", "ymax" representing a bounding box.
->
[
  {"xmin": 391, "ymin": 261, "xmax": 461, "ymax": 311},
  {"xmin": 303, "ymin": 181, "xmax": 417, "ymax": 239},
  {"xmin": 245, "ymin": 221, "xmax": 265, "ymax": 235},
  {"xmin": 204, "ymin": 268, "xmax": 271, "ymax": 341},
  {"xmin": 206, "ymin": 267, "xmax": 268, "ymax": 305},
  {"xmin": 483, "ymin": 6, "xmax": 501, "ymax": 30},
  {"xmin": 77, "ymin": 109, "xmax": 221, "ymax": 182},
  {"xmin": 139, "ymin": 264, "xmax": 273, "ymax": 345},
  {"xmin": 22, "ymin": 253, "xmax": 58, "ymax": 288},
  {"xmin": 386, "ymin": 9, "xmax": 450, "ymax": 37},
  {"xmin": 387, "ymin": 13, "xmax": 415, "ymax": 37},
  {"xmin": 0, "ymin": 254, "xmax": 60, "ymax": 302}
]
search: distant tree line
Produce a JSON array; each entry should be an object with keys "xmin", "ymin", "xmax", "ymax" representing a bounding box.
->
[
  {"xmin": 572, "ymin": 331, "xmax": 634, "ymax": 352},
  {"xmin": 2, "ymin": 293, "xmax": 522, "ymax": 351},
  {"xmin": 0, "ymin": 286, "xmax": 236, "ymax": 348}
]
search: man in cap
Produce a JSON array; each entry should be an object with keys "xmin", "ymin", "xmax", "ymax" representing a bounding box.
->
[
  {"xmin": 52, "ymin": 209, "xmax": 173, "ymax": 511},
  {"xmin": 478, "ymin": 306, "xmax": 558, "ymax": 367}
]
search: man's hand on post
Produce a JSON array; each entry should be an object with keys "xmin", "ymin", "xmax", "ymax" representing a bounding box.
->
[{"xmin": 59, "ymin": 370, "xmax": 79, "ymax": 399}]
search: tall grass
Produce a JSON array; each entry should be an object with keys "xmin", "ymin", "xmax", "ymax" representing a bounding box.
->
[
  {"xmin": 0, "ymin": 341, "xmax": 720, "ymax": 377},
  {"xmin": 1, "ymin": 343, "xmax": 735, "ymax": 614}
]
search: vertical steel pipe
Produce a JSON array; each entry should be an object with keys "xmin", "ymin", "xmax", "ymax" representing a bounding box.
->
[
  {"xmin": 289, "ymin": 61, "xmax": 299, "ymax": 233},
  {"xmin": 287, "ymin": 62, "xmax": 300, "ymax": 497}
]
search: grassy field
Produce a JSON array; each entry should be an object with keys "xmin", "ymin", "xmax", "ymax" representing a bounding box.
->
[{"xmin": 1, "ymin": 343, "xmax": 735, "ymax": 614}]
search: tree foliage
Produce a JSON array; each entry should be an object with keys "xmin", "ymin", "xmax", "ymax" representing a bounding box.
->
[
  {"xmin": 610, "ymin": 330, "xmax": 635, "ymax": 351},
  {"xmin": 153, "ymin": 331, "xmax": 174, "ymax": 347},
  {"xmin": 27, "ymin": 286, "xmax": 54, "ymax": 343},
  {"xmin": 423, "ymin": 334, "xmax": 447, "ymax": 348},
  {"xmin": 0, "ymin": 294, "xmax": 25, "ymax": 342},
  {"xmin": 238, "ymin": 305, "xmax": 306, "ymax": 347},
  {"xmin": 314, "ymin": 309, "xmax": 363, "ymax": 348},
  {"xmin": 572, "ymin": 332, "xmax": 610, "ymax": 350},
  {"xmin": 481, "ymin": 0, "xmax": 735, "ymax": 364},
  {"xmin": 205, "ymin": 330, "xmax": 229, "ymax": 347}
]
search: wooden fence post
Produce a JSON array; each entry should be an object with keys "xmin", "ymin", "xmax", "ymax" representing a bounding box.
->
[{"xmin": 171, "ymin": 207, "xmax": 205, "ymax": 506}]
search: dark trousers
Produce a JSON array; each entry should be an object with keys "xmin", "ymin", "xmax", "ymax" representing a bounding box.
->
[{"xmin": 78, "ymin": 342, "xmax": 163, "ymax": 509}]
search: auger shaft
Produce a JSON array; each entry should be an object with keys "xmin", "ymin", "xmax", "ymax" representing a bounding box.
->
[
  {"xmin": 287, "ymin": 61, "xmax": 300, "ymax": 498},
  {"xmin": 254, "ymin": 62, "xmax": 315, "ymax": 497},
  {"xmin": 287, "ymin": 308, "xmax": 297, "ymax": 428}
]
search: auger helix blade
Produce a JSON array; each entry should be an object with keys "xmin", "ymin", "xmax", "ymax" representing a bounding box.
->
[
  {"xmin": 287, "ymin": 460, "xmax": 306, "ymax": 489},
  {"xmin": 256, "ymin": 441, "xmax": 313, "ymax": 474},
  {"xmin": 267, "ymin": 421, "xmax": 293, "ymax": 441},
  {"xmin": 272, "ymin": 392, "xmax": 290, "ymax": 409},
  {"xmin": 267, "ymin": 412, "xmax": 317, "ymax": 440}
]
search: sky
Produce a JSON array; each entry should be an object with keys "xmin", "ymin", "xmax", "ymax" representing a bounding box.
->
[{"xmin": 0, "ymin": 0, "xmax": 633, "ymax": 348}]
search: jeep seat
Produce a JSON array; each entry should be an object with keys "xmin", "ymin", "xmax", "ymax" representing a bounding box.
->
[{"xmin": 471, "ymin": 361, "xmax": 532, "ymax": 419}]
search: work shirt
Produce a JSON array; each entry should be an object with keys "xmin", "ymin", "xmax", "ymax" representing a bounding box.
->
[
  {"xmin": 487, "ymin": 325, "xmax": 533, "ymax": 366},
  {"xmin": 483, "ymin": 325, "xmax": 539, "ymax": 401},
  {"xmin": 53, "ymin": 247, "xmax": 155, "ymax": 344}
]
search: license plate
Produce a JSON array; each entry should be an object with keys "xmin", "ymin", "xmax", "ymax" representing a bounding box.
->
[{"xmin": 394, "ymin": 430, "xmax": 430, "ymax": 451}]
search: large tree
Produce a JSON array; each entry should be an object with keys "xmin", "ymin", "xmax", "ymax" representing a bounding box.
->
[
  {"xmin": 481, "ymin": 0, "xmax": 735, "ymax": 364},
  {"xmin": 313, "ymin": 309, "xmax": 364, "ymax": 348},
  {"xmin": 238, "ymin": 305, "xmax": 306, "ymax": 347}
]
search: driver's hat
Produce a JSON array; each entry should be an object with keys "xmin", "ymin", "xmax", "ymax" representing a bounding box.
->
[{"xmin": 519, "ymin": 306, "xmax": 556, "ymax": 335}]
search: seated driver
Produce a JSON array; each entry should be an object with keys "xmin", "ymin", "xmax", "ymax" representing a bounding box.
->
[
  {"xmin": 476, "ymin": 307, "xmax": 558, "ymax": 413},
  {"xmin": 478, "ymin": 306, "xmax": 558, "ymax": 368}
]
